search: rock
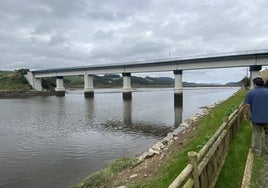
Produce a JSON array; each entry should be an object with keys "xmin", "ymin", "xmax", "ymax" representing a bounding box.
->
[
  {"xmin": 129, "ymin": 174, "xmax": 138, "ymax": 180},
  {"xmin": 162, "ymin": 140, "xmax": 168, "ymax": 145},
  {"xmin": 164, "ymin": 133, "xmax": 173, "ymax": 142},
  {"xmin": 173, "ymin": 126, "xmax": 185, "ymax": 135},
  {"xmin": 152, "ymin": 142, "xmax": 164, "ymax": 151},
  {"xmin": 138, "ymin": 151, "xmax": 155, "ymax": 161},
  {"xmin": 149, "ymin": 148, "xmax": 160, "ymax": 155}
]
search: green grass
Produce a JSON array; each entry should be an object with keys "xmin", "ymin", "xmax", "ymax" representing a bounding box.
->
[
  {"xmin": 73, "ymin": 89, "xmax": 247, "ymax": 188},
  {"xmin": 72, "ymin": 158, "xmax": 138, "ymax": 188},
  {"xmin": 0, "ymin": 71, "xmax": 31, "ymax": 91},
  {"xmin": 0, "ymin": 70, "xmax": 14, "ymax": 77},
  {"xmin": 215, "ymin": 119, "xmax": 251, "ymax": 187},
  {"xmin": 250, "ymin": 131, "xmax": 267, "ymax": 188},
  {"xmin": 250, "ymin": 156, "xmax": 265, "ymax": 188}
]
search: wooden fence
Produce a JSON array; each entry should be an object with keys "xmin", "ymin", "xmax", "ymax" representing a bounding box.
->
[{"xmin": 169, "ymin": 103, "xmax": 244, "ymax": 188}]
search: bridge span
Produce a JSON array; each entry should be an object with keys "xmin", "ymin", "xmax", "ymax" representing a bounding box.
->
[{"xmin": 26, "ymin": 49, "xmax": 268, "ymax": 100}]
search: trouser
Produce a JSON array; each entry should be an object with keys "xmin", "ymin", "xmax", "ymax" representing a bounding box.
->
[{"xmin": 252, "ymin": 123, "xmax": 268, "ymax": 155}]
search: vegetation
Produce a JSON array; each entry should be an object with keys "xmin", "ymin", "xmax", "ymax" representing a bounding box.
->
[
  {"xmin": 250, "ymin": 130, "xmax": 268, "ymax": 188},
  {"xmin": 250, "ymin": 155, "xmax": 265, "ymax": 188},
  {"xmin": 73, "ymin": 89, "xmax": 247, "ymax": 188},
  {"xmin": 73, "ymin": 158, "xmax": 138, "ymax": 188},
  {"xmin": 0, "ymin": 70, "xmax": 32, "ymax": 91},
  {"xmin": 215, "ymin": 116, "xmax": 251, "ymax": 187}
]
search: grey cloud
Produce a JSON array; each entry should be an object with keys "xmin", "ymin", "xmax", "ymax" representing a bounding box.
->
[{"xmin": 0, "ymin": 0, "xmax": 268, "ymax": 83}]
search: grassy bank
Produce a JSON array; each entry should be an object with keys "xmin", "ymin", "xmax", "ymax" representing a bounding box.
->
[
  {"xmin": 215, "ymin": 115, "xmax": 251, "ymax": 187},
  {"xmin": 73, "ymin": 89, "xmax": 247, "ymax": 188},
  {"xmin": 0, "ymin": 71, "xmax": 31, "ymax": 91}
]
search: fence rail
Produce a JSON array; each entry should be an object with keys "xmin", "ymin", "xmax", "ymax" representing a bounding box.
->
[{"xmin": 169, "ymin": 103, "xmax": 244, "ymax": 188}]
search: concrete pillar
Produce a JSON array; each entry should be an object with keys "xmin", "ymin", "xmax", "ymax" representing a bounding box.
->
[
  {"xmin": 55, "ymin": 76, "xmax": 65, "ymax": 96},
  {"xmin": 84, "ymin": 74, "xmax": 94, "ymax": 98},
  {"xmin": 33, "ymin": 77, "xmax": 43, "ymax": 91},
  {"xmin": 25, "ymin": 72, "xmax": 43, "ymax": 91},
  {"xmin": 122, "ymin": 72, "xmax": 132, "ymax": 100},
  {"xmin": 174, "ymin": 70, "xmax": 183, "ymax": 107},
  {"xmin": 250, "ymin": 65, "xmax": 262, "ymax": 88}
]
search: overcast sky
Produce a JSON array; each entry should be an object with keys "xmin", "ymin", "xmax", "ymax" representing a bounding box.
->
[{"xmin": 1, "ymin": 0, "xmax": 267, "ymax": 83}]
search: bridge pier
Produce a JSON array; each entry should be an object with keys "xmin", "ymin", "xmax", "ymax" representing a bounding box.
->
[
  {"xmin": 122, "ymin": 73, "xmax": 132, "ymax": 100},
  {"xmin": 174, "ymin": 70, "xmax": 183, "ymax": 107},
  {"xmin": 250, "ymin": 65, "xmax": 262, "ymax": 88},
  {"xmin": 84, "ymin": 74, "xmax": 94, "ymax": 98},
  {"xmin": 55, "ymin": 76, "xmax": 65, "ymax": 96}
]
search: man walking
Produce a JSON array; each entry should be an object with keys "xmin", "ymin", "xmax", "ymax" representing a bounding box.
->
[{"xmin": 244, "ymin": 77, "xmax": 268, "ymax": 156}]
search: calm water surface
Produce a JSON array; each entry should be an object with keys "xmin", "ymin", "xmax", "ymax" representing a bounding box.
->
[{"xmin": 0, "ymin": 87, "xmax": 238, "ymax": 188}]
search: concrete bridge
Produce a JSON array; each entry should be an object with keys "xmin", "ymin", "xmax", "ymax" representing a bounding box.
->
[{"xmin": 25, "ymin": 49, "xmax": 268, "ymax": 102}]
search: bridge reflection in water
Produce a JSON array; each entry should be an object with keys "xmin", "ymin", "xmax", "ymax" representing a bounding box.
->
[{"xmin": 85, "ymin": 97, "xmax": 183, "ymax": 137}]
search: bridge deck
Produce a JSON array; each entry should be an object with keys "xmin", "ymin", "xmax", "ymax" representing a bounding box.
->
[{"xmin": 32, "ymin": 49, "xmax": 268, "ymax": 77}]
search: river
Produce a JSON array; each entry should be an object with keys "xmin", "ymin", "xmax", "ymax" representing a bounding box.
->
[{"xmin": 0, "ymin": 87, "xmax": 239, "ymax": 188}]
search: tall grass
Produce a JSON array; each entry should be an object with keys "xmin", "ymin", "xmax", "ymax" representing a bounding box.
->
[
  {"xmin": 215, "ymin": 119, "xmax": 251, "ymax": 187},
  {"xmin": 0, "ymin": 72, "xmax": 31, "ymax": 91}
]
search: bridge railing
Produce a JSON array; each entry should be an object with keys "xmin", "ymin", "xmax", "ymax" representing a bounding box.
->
[
  {"xmin": 103, "ymin": 48, "xmax": 268, "ymax": 66},
  {"xmin": 168, "ymin": 103, "xmax": 244, "ymax": 188},
  {"xmin": 32, "ymin": 48, "xmax": 268, "ymax": 73}
]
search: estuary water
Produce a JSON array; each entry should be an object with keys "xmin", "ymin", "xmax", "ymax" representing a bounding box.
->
[{"xmin": 0, "ymin": 87, "xmax": 239, "ymax": 188}]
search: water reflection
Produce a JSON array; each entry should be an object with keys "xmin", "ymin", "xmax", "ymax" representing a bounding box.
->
[
  {"xmin": 0, "ymin": 87, "xmax": 239, "ymax": 188},
  {"xmin": 122, "ymin": 99, "xmax": 179, "ymax": 137},
  {"xmin": 174, "ymin": 105, "xmax": 183, "ymax": 126},
  {"xmin": 85, "ymin": 98, "xmax": 95, "ymax": 122},
  {"xmin": 123, "ymin": 100, "xmax": 132, "ymax": 126}
]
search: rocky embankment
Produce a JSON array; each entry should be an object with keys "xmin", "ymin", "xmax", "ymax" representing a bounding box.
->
[
  {"xmin": 0, "ymin": 90, "xmax": 55, "ymax": 98},
  {"xmin": 137, "ymin": 104, "xmax": 214, "ymax": 162}
]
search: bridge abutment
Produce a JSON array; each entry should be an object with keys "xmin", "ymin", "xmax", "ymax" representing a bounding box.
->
[
  {"xmin": 84, "ymin": 74, "xmax": 94, "ymax": 98},
  {"xmin": 55, "ymin": 76, "xmax": 65, "ymax": 96},
  {"xmin": 174, "ymin": 70, "xmax": 183, "ymax": 107},
  {"xmin": 250, "ymin": 65, "xmax": 262, "ymax": 88},
  {"xmin": 122, "ymin": 73, "xmax": 132, "ymax": 100},
  {"xmin": 25, "ymin": 72, "xmax": 43, "ymax": 91}
]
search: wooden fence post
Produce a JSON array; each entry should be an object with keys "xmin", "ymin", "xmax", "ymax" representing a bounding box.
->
[{"xmin": 188, "ymin": 151, "xmax": 199, "ymax": 188}]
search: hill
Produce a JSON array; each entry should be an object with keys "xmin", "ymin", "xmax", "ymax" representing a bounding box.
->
[
  {"xmin": 63, "ymin": 75, "xmax": 175, "ymax": 88},
  {"xmin": 1, "ymin": 71, "xmax": 244, "ymax": 90},
  {"xmin": 0, "ymin": 70, "xmax": 32, "ymax": 91}
]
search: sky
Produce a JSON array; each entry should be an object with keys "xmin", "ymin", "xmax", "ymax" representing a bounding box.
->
[{"xmin": 0, "ymin": 0, "xmax": 268, "ymax": 83}]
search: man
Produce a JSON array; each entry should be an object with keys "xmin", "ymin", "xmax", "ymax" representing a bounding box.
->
[{"xmin": 244, "ymin": 77, "xmax": 268, "ymax": 156}]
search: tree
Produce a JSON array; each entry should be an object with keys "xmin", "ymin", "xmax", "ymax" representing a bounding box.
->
[{"xmin": 15, "ymin": 68, "xmax": 30, "ymax": 75}]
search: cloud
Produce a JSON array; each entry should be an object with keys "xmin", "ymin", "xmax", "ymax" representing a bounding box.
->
[{"xmin": 0, "ymin": 0, "xmax": 268, "ymax": 83}]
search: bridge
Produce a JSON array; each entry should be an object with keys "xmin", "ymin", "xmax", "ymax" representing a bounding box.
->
[{"xmin": 25, "ymin": 49, "xmax": 268, "ymax": 101}]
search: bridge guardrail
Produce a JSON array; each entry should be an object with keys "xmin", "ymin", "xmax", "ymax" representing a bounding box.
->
[{"xmin": 168, "ymin": 103, "xmax": 244, "ymax": 188}]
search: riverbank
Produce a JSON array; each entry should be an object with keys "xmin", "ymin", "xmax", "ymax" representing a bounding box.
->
[
  {"xmin": 73, "ymin": 89, "xmax": 246, "ymax": 188},
  {"xmin": 0, "ymin": 90, "xmax": 55, "ymax": 98}
]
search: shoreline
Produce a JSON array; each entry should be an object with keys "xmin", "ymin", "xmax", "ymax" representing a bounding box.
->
[
  {"xmin": 73, "ymin": 90, "xmax": 241, "ymax": 188},
  {"xmin": 73, "ymin": 98, "xmax": 225, "ymax": 188},
  {"xmin": 0, "ymin": 90, "xmax": 55, "ymax": 98}
]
